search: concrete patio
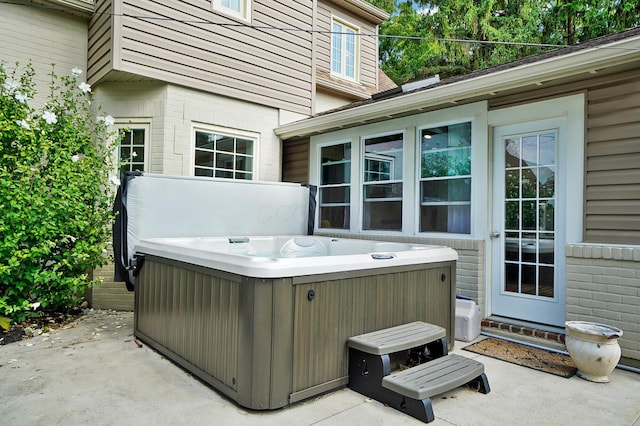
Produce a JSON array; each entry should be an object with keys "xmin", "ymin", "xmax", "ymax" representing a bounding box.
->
[{"xmin": 1, "ymin": 309, "xmax": 638, "ymax": 425}]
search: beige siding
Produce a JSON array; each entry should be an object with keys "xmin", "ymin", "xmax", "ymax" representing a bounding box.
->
[
  {"xmin": 0, "ymin": 2, "xmax": 89, "ymax": 108},
  {"xmin": 586, "ymin": 76, "xmax": 640, "ymax": 244},
  {"xmin": 316, "ymin": 2, "xmax": 378, "ymax": 90},
  {"xmin": 490, "ymin": 70, "xmax": 640, "ymax": 245},
  {"xmin": 89, "ymin": 0, "xmax": 314, "ymax": 115},
  {"xmin": 88, "ymin": 0, "xmax": 114, "ymax": 83},
  {"xmin": 282, "ymin": 138, "xmax": 310, "ymax": 183}
]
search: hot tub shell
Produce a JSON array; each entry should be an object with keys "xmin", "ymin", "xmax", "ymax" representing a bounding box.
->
[{"xmin": 114, "ymin": 174, "xmax": 457, "ymax": 410}]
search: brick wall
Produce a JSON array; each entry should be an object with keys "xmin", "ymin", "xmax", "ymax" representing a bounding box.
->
[
  {"xmin": 91, "ymin": 263, "xmax": 134, "ymax": 311},
  {"xmin": 566, "ymin": 244, "xmax": 640, "ymax": 361}
]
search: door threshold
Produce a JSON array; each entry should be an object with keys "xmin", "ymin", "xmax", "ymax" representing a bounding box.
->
[{"xmin": 481, "ymin": 317, "xmax": 566, "ymax": 352}]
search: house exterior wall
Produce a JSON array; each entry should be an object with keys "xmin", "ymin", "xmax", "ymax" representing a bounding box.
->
[
  {"xmin": 0, "ymin": 1, "xmax": 89, "ymax": 108},
  {"xmin": 87, "ymin": 0, "xmax": 113, "ymax": 84},
  {"xmin": 282, "ymin": 138, "xmax": 310, "ymax": 183},
  {"xmin": 303, "ymin": 76, "xmax": 639, "ymax": 360},
  {"xmin": 566, "ymin": 244, "xmax": 640, "ymax": 361},
  {"xmin": 89, "ymin": 0, "xmax": 314, "ymax": 116},
  {"xmin": 585, "ymin": 77, "xmax": 640, "ymax": 244},
  {"xmin": 315, "ymin": 2, "xmax": 379, "ymax": 90}
]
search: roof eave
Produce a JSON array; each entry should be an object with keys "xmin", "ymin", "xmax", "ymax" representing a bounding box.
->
[
  {"xmin": 325, "ymin": 0, "xmax": 390, "ymax": 23},
  {"xmin": 276, "ymin": 34, "xmax": 640, "ymax": 139}
]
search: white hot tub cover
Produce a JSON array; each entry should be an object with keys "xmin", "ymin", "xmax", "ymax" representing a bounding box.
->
[{"xmin": 113, "ymin": 173, "xmax": 315, "ymax": 289}]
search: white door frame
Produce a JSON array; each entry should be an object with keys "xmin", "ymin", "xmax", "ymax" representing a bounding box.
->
[{"xmin": 486, "ymin": 94, "xmax": 585, "ymax": 326}]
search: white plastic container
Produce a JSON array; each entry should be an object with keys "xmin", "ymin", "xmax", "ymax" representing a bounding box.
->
[{"xmin": 455, "ymin": 298, "xmax": 481, "ymax": 342}]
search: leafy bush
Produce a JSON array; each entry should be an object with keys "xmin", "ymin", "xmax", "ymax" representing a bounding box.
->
[{"xmin": 0, "ymin": 62, "xmax": 117, "ymax": 325}]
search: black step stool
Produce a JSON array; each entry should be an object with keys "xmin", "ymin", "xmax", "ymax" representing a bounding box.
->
[{"xmin": 348, "ymin": 321, "xmax": 490, "ymax": 423}]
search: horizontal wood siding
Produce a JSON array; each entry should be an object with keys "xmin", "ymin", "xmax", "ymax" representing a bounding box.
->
[
  {"xmin": 316, "ymin": 2, "xmax": 378, "ymax": 90},
  {"xmin": 491, "ymin": 69, "xmax": 640, "ymax": 245},
  {"xmin": 586, "ymin": 76, "xmax": 640, "ymax": 244},
  {"xmin": 88, "ymin": 0, "xmax": 114, "ymax": 83},
  {"xmin": 105, "ymin": 0, "xmax": 313, "ymax": 115},
  {"xmin": 282, "ymin": 138, "xmax": 310, "ymax": 183}
]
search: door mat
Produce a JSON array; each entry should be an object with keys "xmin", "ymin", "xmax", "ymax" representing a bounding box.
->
[{"xmin": 463, "ymin": 337, "xmax": 577, "ymax": 378}]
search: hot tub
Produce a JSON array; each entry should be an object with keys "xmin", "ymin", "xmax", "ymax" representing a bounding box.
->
[{"xmin": 114, "ymin": 174, "xmax": 457, "ymax": 410}]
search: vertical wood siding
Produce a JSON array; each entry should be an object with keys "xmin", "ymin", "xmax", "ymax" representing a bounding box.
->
[
  {"xmin": 291, "ymin": 265, "xmax": 453, "ymax": 394},
  {"xmin": 136, "ymin": 259, "xmax": 240, "ymax": 390},
  {"xmin": 586, "ymin": 75, "xmax": 640, "ymax": 244}
]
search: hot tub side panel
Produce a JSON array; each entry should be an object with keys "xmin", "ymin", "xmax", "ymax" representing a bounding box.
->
[
  {"xmin": 135, "ymin": 258, "xmax": 242, "ymax": 402},
  {"xmin": 289, "ymin": 262, "xmax": 455, "ymax": 401},
  {"xmin": 135, "ymin": 256, "xmax": 455, "ymax": 410}
]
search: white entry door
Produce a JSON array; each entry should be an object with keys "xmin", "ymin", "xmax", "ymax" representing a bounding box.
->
[{"xmin": 491, "ymin": 118, "xmax": 566, "ymax": 326}]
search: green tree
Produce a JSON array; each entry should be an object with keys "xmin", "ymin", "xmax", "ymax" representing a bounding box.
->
[
  {"xmin": 372, "ymin": 0, "xmax": 640, "ymax": 84},
  {"xmin": 0, "ymin": 62, "xmax": 117, "ymax": 325}
]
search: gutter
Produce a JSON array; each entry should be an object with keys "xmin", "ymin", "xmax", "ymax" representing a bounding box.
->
[{"xmin": 276, "ymin": 34, "xmax": 640, "ymax": 139}]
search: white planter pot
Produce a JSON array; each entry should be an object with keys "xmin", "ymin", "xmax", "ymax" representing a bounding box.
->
[{"xmin": 565, "ymin": 321, "xmax": 623, "ymax": 383}]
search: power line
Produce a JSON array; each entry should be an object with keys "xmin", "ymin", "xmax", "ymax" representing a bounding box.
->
[{"xmin": 2, "ymin": 0, "xmax": 640, "ymax": 51}]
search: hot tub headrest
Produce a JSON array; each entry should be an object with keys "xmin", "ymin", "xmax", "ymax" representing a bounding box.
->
[{"xmin": 280, "ymin": 237, "xmax": 327, "ymax": 258}]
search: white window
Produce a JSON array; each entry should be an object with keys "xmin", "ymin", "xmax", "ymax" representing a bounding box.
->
[
  {"xmin": 116, "ymin": 123, "xmax": 149, "ymax": 177},
  {"xmin": 194, "ymin": 127, "xmax": 254, "ymax": 180},
  {"xmin": 362, "ymin": 132, "xmax": 404, "ymax": 231},
  {"xmin": 212, "ymin": 0, "xmax": 251, "ymax": 21},
  {"xmin": 331, "ymin": 18, "xmax": 358, "ymax": 80},
  {"xmin": 419, "ymin": 122, "xmax": 472, "ymax": 234},
  {"xmin": 319, "ymin": 142, "xmax": 351, "ymax": 229}
]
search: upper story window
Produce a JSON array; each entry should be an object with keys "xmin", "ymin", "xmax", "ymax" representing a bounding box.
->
[
  {"xmin": 116, "ymin": 124, "xmax": 148, "ymax": 177},
  {"xmin": 419, "ymin": 122, "xmax": 472, "ymax": 234},
  {"xmin": 194, "ymin": 127, "xmax": 254, "ymax": 180},
  {"xmin": 212, "ymin": 0, "xmax": 251, "ymax": 21},
  {"xmin": 319, "ymin": 142, "xmax": 351, "ymax": 229},
  {"xmin": 331, "ymin": 18, "xmax": 358, "ymax": 81},
  {"xmin": 362, "ymin": 133, "xmax": 403, "ymax": 231}
]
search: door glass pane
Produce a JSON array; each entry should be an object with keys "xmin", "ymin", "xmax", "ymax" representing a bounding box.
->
[
  {"xmin": 502, "ymin": 132, "xmax": 556, "ymax": 299},
  {"xmin": 504, "ymin": 232, "xmax": 519, "ymax": 262},
  {"xmin": 505, "ymin": 169, "xmax": 519, "ymax": 198}
]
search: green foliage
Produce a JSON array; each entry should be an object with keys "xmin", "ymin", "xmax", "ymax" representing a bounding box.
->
[
  {"xmin": 377, "ymin": 0, "xmax": 640, "ymax": 84},
  {"xmin": 0, "ymin": 62, "xmax": 117, "ymax": 324}
]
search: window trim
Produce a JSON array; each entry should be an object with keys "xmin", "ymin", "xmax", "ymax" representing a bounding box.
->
[
  {"xmin": 330, "ymin": 16, "xmax": 360, "ymax": 82},
  {"xmin": 361, "ymin": 130, "xmax": 405, "ymax": 232},
  {"xmin": 114, "ymin": 121, "xmax": 150, "ymax": 175},
  {"xmin": 191, "ymin": 123, "xmax": 258, "ymax": 180},
  {"xmin": 212, "ymin": 0, "xmax": 252, "ymax": 22},
  {"xmin": 309, "ymin": 102, "xmax": 488, "ymax": 239},
  {"xmin": 317, "ymin": 140, "xmax": 352, "ymax": 230},
  {"xmin": 415, "ymin": 119, "xmax": 477, "ymax": 236}
]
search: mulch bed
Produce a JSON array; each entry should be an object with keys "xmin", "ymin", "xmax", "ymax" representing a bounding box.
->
[{"xmin": 0, "ymin": 307, "xmax": 84, "ymax": 345}]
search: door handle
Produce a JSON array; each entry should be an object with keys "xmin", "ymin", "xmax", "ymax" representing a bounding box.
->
[{"xmin": 490, "ymin": 231, "xmax": 501, "ymax": 238}]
